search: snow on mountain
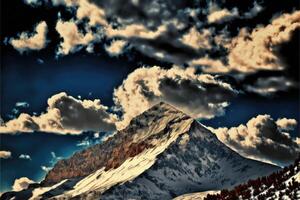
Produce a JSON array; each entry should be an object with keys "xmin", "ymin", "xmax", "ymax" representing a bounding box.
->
[
  {"xmin": 201, "ymin": 157, "xmax": 299, "ymax": 200},
  {"xmin": 0, "ymin": 102, "xmax": 279, "ymax": 200},
  {"xmin": 173, "ymin": 190, "xmax": 219, "ymax": 200}
]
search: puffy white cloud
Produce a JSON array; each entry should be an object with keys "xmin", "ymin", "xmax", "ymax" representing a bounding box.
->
[
  {"xmin": 209, "ymin": 115, "xmax": 300, "ymax": 165},
  {"xmin": 105, "ymin": 40, "xmax": 128, "ymax": 56},
  {"xmin": 0, "ymin": 92, "xmax": 118, "ymax": 134},
  {"xmin": 51, "ymin": 0, "xmax": 108, "ymax": 26},
  {"xmin": 75, "ymin": 0, "xmax": 107, "ymax": 26},
  {"xmin": 206, "ymin": 1, "xmax": 263, "ymax": 23},
  {"xmin": 228, "ymin": 10, "xmax": 300, "ymax": 73},
  {"xmin": 276, "ymin": 118, "xmax": 297, "ymax": 131},
  {"xmin": 19, "ymin": 154, "xmax": 31, "ymax": 160},
  {"xmin": 0, "ymin": 151, "xmax": 12, "ymax": 159},
  {"xmin": 207, "ymin": 3, "xmax": 239, "ymax": 24},
  {"xmin": 12, "ymin": 177, "xmax": 35, "ymax": 192},
  {"xmin": 10, "ymin": 21, "xmax": 48, "ymax": 53},
  {"xmin": 114, "ymin": 66, "xmax": 237, "ymax": 128},
  {"xmin": 180, "ymin": 27, "xmax": 212, "ymax": 50},
  {"xmin": 55, "ymin": 20, "xmax": 97, "ymax": 55}
]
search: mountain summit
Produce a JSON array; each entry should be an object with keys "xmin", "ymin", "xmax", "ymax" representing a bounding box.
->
[{"xmin": 1, "ymin": 102, "xmax": 279, "ymax": 200}]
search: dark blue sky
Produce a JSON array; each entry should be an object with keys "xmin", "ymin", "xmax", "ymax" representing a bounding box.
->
[{"xmin": 1, "ymin": 52, "xmax": 137, "ymax": 121}]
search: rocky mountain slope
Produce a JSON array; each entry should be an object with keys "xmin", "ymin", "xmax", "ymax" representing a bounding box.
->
[{"xmin": 1, "ymin": 102, "xmax": 279, "ymax": 200}]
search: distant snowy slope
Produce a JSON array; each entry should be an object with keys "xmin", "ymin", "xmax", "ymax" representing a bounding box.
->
[{"xmin": 173, "ymin": 191, "xmax": 219, "ymax": 200}]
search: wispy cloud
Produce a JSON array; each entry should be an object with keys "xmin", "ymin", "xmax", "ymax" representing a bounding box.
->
[{"xmin": 19, "ymin": 154, "xmax": 31, "ymax": 160}]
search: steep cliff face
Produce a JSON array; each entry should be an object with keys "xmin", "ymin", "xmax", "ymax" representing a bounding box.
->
[{"xmin": 1, "ymin": 102, "xmax": 280, "ymax": 200}]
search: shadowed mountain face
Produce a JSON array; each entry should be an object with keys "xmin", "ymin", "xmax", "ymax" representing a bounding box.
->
[{"xmin": 1, "ymin": 102, "xmax": 279, "ymax": 200}]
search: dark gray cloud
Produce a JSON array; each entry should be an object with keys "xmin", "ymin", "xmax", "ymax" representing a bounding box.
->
[
  {"xmin": 93, "ymin": 0, "xmax": 196, "ymax": 28},
  {"xmin": 113, "ymin": 66, "xmax": 238, "ymax": 128},
  {"xmin": 245, "ymin": 76, "xmax": 296, "ymax": 96}
]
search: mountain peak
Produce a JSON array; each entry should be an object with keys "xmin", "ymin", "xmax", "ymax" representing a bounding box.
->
[
  {"xmin": 152, "ymin": 101, "xmax": 188, "ymax": 115},
  {"xmin": 147, "ymin": 101, "xmax": 186, "ymax": 114},
  {"xmin": 42, "ymin": 102, "xmax": 194, "ymax": 186},
  {"xmin": 5, "ymin": 102, "xmax": 279, "ymax": 199}
]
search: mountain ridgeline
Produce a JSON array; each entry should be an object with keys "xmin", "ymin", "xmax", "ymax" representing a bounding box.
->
[{"xmin": 1, "ymin": 102, "xmax": 280, "ymax": 200}]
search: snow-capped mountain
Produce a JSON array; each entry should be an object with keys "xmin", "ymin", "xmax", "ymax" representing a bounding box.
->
[{"xmin": 1, "ymin": 102, "xmax": 279, "ymax": 200}]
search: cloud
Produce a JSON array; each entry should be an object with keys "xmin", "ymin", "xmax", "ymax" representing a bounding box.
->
[
  {"xmin": 15, "ymin": 102, "xmax": 30, "ymax": 108},
  {"xmin": 114, "ymin": 66, "xmax": 237, "ymax": 128},
  {"xmin": 0, "ymin": 92, "xmax": 118, "ymax": 134},
  {"xmin": 189, "ymin": 57, "xmax": 230, "ymax": 74},
  {"xmin": 189, "ymin": 11, "xmax": 300, "ymax": 77},
  {"xmin": 0, "ymin": 113, "xmax": 39, "ymax": 133},
  {"xmin": 191, "ymin": 10, "xmax": 300, "ymax": 74},
  {"xmin": 41, "ymin": 166, "xmax": 52, "ymax": 172},
  {"xmin": 207, "ymin": 3, "xmax": 239, "ymax": 24},
  {"xmin": 244, "ymin": 2, "xmax": 263, "ymax": 19},
  {"xmin": 105, "ymin": 40, "xmax": 128, "ymax": 56},
  {"xmin": 23, "ymin": 0, "xmax": 204, "ymax": 63},
  {"xmin": 51, "ymin": 151, "xmax": 62, "ymax": 161},
  {"xmin": 21, "ymin": 0, "xmax": 296, "ymax": 79},
  {"xmin": 9, "ymin": 21, "xmax": 48, "ymax": 53},
  {"xmin": 93, "ymin": 0, "xmax": 194, "ymax": 28},
  {"xmin": 228, "ymin": 10, "xmax": 300, "ymax": 73},
  {"xmin": 15, "ymin": 0, "xmax": 296, "ymax": 78},
  {"xmin": 75, "ymin": 0, "xmax": 107, "ymax": 26},
  {"xmin": 12, "ymin": 177, "xmax": 35, "ymax": 192},
  {"xmin": 276, "ymin": 118, "xmax": 297, "ymax": 131},
  {"xmin": 77, "ymin": 139, "xmax": 91, "ymax": 147},
  {"xmin": 208, "ymin": 115, "xmax": 300, "ymax": 165},
  {"xmin": 180, "ymin": 27, "xmax": 212, "ymax": 50},
  {"xmin": 55, "ymin": 19, "xmax": 98, "ymax": 55},
  {"xmin": 105, "ymin": 24, "xmax": 167, "ymax": 40},
  {"xmin": 19, "ymin": 154, "xmax": 31, "ymax": 160},
  {"xmin": 23, "ymin": 0, "xmax": 42, "ymax": 7},
  {"xmin": 245, "ymin": 76, "xmax": 296, "ymax": 96},
  {"xmin": 0, "ymin": 151, "xmax": 12, "ymax": 159},
  {"xmin": 50, "ymin": 0, "xmax": 108, "ymax": 26},
  {"xmin": 207, "ymin": 1, "xmax": 263, "ymax": 23}
]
